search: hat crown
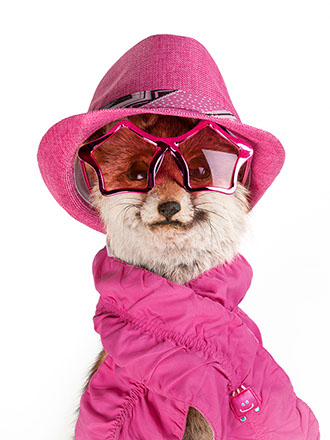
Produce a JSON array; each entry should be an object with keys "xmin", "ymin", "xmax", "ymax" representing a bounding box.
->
[{"xmin": 88, "ymin": 34, "xmax": 240, "ymax": 121}]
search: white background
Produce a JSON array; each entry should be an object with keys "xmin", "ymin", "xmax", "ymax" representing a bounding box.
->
[{"xmin": 1, "ymin": 0, "xmax": 329, "ymax": 438}]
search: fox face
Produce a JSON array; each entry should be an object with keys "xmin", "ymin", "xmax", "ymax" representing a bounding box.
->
[{"xmin": 82, "ymin": 113, "xmax": 251, "ymax": 285}]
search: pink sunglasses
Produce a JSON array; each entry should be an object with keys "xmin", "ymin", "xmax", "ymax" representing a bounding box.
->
[{"xmin": 77, "ymin": 119, "xmax": 253, "ymax": 196}]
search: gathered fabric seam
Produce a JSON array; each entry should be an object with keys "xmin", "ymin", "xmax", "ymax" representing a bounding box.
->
[
  {"xmin": 99, "ymin": 300, "xmax": 239, "ymax": 389},
  {"xmin": 107, "ymin": 382, "xmax": 146, "ymax": 440}
]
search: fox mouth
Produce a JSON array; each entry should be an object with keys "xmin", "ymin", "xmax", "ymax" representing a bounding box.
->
[
  {"xmin": 150, "ymin": 219, "xmax": 193, "ymax": 231},
  {"xmin": 152, "ymin": 220, "xmax": 183, "ymax": 226},
  {"xmin": 149, "ymin": 210, "xmax": 207, "ymax": 230}
]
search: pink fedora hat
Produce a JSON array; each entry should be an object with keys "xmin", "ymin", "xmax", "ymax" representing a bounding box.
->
[{"xmin": 37, "ymin": 34, "xmax": 285, "ymax": 234}]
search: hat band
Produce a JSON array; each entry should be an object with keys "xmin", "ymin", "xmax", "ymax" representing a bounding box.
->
[{"xmin": 98, "ymin": 89, "xmax": 237, "ymax": 120}]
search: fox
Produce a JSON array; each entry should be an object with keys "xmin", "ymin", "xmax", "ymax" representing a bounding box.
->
[{"xmin": 76, "ymin": 112, "xmax": 252, "ymax": 440}]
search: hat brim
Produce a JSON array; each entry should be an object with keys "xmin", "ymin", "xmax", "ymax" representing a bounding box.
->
[{"xmin": 37, "ymin": 107, "xmax": 285, "ymax": 234}]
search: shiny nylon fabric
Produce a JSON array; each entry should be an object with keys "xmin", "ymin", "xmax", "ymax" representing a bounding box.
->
[{"xmin": 75, "ymin": 248, "xmax": 320, "ymax": 440}]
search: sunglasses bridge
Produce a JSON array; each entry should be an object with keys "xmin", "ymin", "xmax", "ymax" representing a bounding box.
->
[{"xmin": 151, "ymin": 141, "xmax": 188, "ymax": 181}]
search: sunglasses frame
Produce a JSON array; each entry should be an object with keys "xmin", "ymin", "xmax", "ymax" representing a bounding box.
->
[{"xmin": 77, "ymin": 119, "xmax": 253, "ymax": 196}]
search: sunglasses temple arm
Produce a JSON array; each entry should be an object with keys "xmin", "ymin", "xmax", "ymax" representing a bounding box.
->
[
  {"xmin": 241, "ymin": 158, "xmax": 252, "ymax": 186},
  {"xmin": 79, "ymin": 158, "xmax": 93, "ymax": 193}
]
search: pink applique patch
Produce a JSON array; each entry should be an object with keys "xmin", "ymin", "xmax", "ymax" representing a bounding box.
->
[{"xmin": 230, "ymin": 386, "xmax": 261, "ymax": 422}]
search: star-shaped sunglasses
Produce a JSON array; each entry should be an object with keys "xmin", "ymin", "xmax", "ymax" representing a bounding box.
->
[{"xmin": 77, "ymin": 119, "xmax": 253, "ymax": 196}]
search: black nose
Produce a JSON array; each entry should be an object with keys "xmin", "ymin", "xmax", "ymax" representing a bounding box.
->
[{"xmin": 158, "ymin": 201, "xmax": 181, "ymax": 221}]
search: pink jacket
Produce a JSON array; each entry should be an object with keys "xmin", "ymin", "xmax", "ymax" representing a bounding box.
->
[{"xmin": 75, "ymin": 247, "xmax": 320, "ymax": 439}]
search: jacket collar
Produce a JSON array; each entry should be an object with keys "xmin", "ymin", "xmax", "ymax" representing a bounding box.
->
[{"xmin": 93, "ymin": 247, "xmax": 253, "ymax": 311}]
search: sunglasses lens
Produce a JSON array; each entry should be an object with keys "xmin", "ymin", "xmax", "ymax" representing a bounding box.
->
[
  {"xmin": 85, "ymin": 127, "xmax": 158, "ymax": 192},
  {"xmin": 178, "ymin": 126, "xmax": 240, "ymax": 190}
]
